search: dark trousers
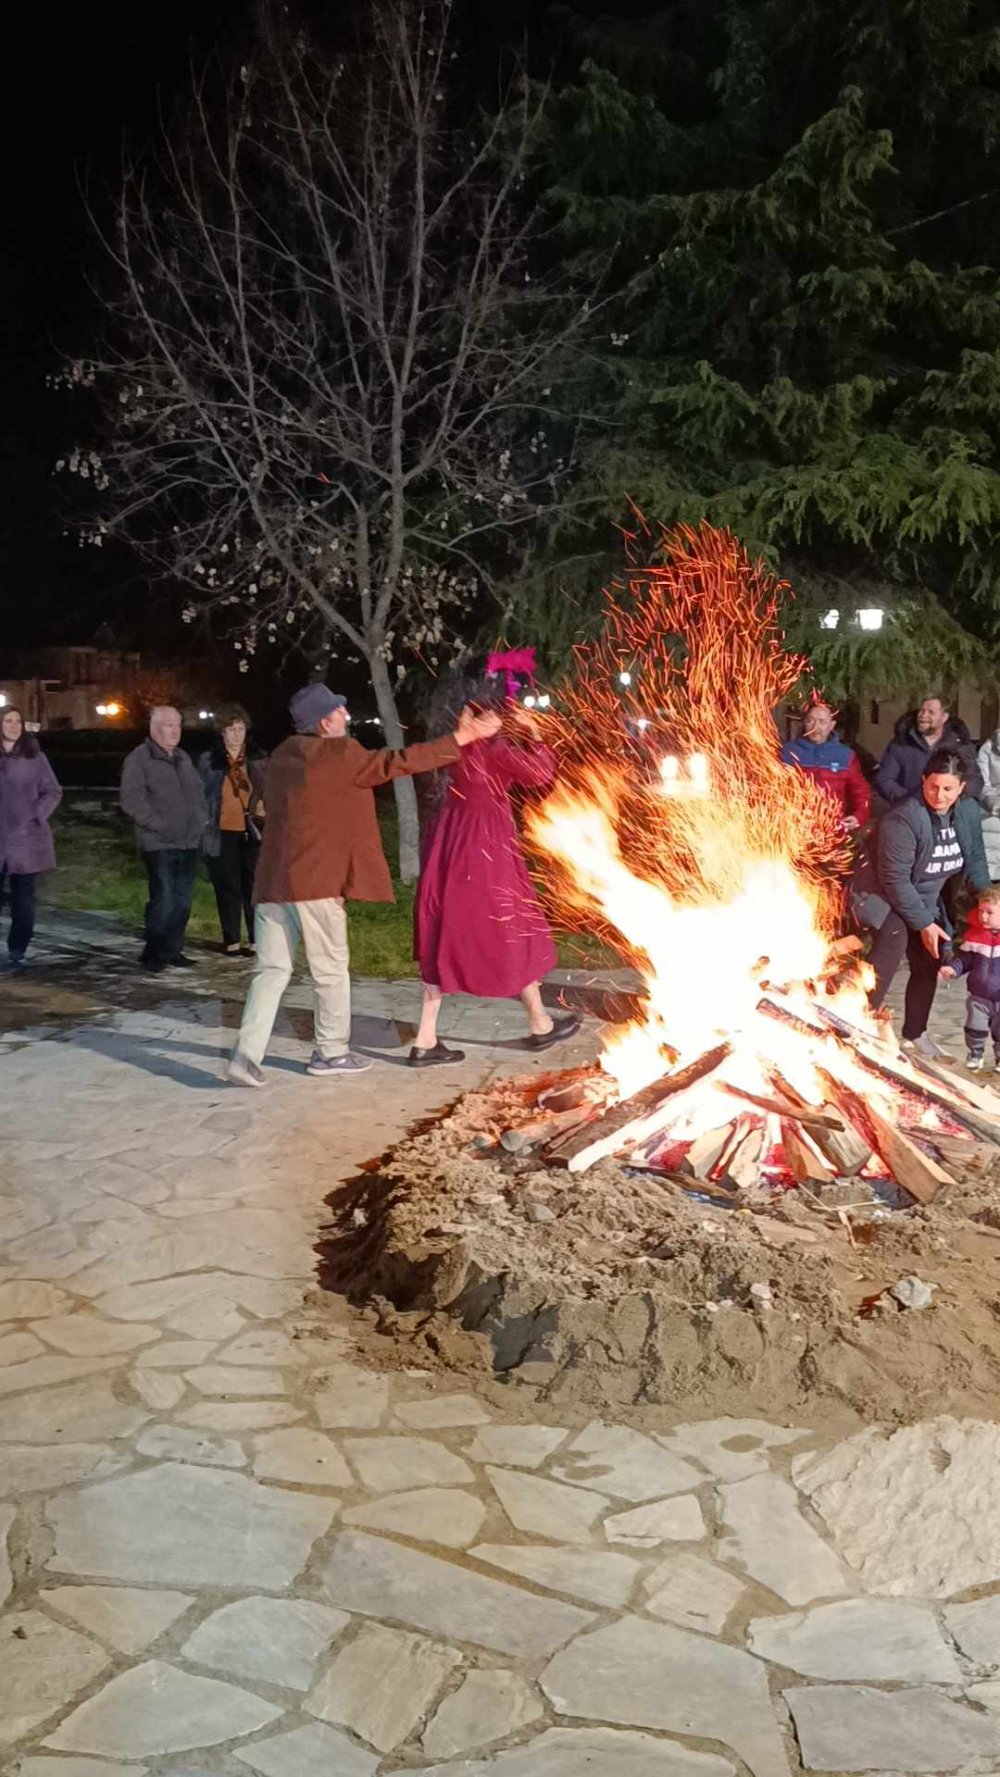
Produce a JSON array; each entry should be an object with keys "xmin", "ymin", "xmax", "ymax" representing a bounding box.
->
[
  {"xmin": 207, "ymin": 831, "xmax": 259, "ymax": 948},
  {"xmin": 1, "ymin": 871, "xmax": 36, "ymax": 960},
  {"xmin": 142, "ymin": 848, "xmax": 199, "ymax": 964},
  {"xmin": 868, "ymin": 911, "xmax": 941, "ymax": 1038}
]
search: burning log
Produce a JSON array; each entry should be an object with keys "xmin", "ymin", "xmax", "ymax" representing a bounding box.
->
[
  {"xmin": 686, "ymin": 1123, "xmax": 737, "ymax": 1180},
  {"xmin": 545, "ymin": 1042, "xmax": 732, "ymax": 1174},
  {"xmin": 817, "ymin": 1069, "xmax": 953, "ymax": 1205},
  {"xmin": 843, "ymin": 1043, "xmax": 1000, "ymax": 1148},
  {"xmin": 765, "ymin": 1066, "xmax": 873, "ymax": 1176},
  {"xmin": 780, "ymin": 1120, "xmax": 837, "ymax": 1187},
  {"xmin": 719, "ymin": 1081, "xmax": 844, "ymax": 1132},
  {"xmin": 718, "ymin": 1119, "xmax": 765, "ymax": 1191},
  {"xmin": 500, "ymin": 1106, "xmax": 596, "ymax": 1154}
]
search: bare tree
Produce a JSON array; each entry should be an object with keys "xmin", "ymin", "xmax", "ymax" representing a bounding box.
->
[{"xmin": 59, "ymin": 1, "xmax": 594, "ymax": 877}]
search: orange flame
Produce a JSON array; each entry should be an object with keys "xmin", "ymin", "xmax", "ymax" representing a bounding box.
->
[{"xmin": 529, "ymin": 521, "xmax": 874, "ymax": 1102}]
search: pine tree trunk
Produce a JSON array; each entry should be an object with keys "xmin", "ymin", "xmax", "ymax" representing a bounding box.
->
[{"xmin": 368, "ymin": 651, "xmax": 421, "ymax": 883}]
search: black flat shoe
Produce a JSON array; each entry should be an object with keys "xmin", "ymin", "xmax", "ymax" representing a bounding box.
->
[
  {"xmin": 527, "ymin": 1015, "xmax": 581, "ymax": 1051},
  {"xmin": 408, "ymin": 1042, "xmax": 467, "ymax": 1068}
]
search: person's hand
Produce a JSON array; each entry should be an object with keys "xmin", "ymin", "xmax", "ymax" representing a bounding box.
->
[
  {"xmin": 939, "ymin": 965, "xmax": 957, "ymax": 979},
  {"xmin": 454, "ymin": 705, "xmax": 502, "ymax": 747},
  {"xmin": 505, "ymin": 703, "xmax": 542, "ymax": 742},
  {"xmin": 920, "ymin": 923, "xmax": 949, "ymax": 959},
  {"xmin": 843, "ymin": 815, "xmax": 860, "ymax": 831}
]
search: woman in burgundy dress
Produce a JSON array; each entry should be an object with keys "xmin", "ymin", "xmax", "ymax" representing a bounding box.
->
[{"xmin": 410, "ymin": 653, "xmax": 580, "ymax": 1067}]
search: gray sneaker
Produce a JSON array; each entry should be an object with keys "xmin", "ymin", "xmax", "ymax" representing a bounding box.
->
[
  {"xmin": 306, "ymin": 1051, "xmax": 373, "ymax": 1077},
  {"xmin": 902, "ymin": 1034, "xmax": 950, "ymax": 1062},
  {"xmin": 226, "ymin": 1052, "xmax": 266, "ymax": 1088}
]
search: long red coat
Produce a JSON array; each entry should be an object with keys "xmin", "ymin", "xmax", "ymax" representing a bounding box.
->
[{"xmin": 414, "ymin": 735, "xmax": 557, "ymax": 997}]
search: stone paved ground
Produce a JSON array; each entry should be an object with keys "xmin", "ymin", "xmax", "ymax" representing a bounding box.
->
[{"xmin": 4, "ymin": 924, "xmax": 1000, "ymax": 1776}]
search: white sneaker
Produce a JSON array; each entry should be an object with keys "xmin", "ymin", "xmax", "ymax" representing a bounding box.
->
[
  {"xmin": 227, "ymin": 1053, "xmax": 266, "ymax": 1088},
  {"xmin": 966, "ymin": 1053, "xmax": 986, "ymax": 1072}
]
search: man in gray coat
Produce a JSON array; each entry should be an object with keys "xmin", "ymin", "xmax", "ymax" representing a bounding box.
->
[{"xmin": 120, "ymin": 706, "xmax": 208, "ymax": 973}]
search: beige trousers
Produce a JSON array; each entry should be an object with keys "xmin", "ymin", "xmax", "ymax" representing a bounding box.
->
[{"xmin": 237, "ymin": 898, "xmax": 351, "ymax": 1064}]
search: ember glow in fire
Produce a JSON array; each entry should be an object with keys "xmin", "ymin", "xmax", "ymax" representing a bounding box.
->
[{"xmin": 528, "ymin": 521, "xmax": 884, "ymax": 1125}]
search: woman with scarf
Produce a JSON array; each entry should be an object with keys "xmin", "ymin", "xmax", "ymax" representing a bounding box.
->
[
  {"xmin": 410, "ymin": 649, "xmax": 579, "ymax": 1067},
  {"xmin": 0, "ymin": 706, "xmax": 62, "ymax": 967},
  {"xmin": 198, "ymin": 706, "xmax": 267, "ymax": 955}
]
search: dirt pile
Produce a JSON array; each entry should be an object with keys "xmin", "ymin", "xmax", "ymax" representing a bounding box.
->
[{"xmin": 320, "ymin": 1071, "xmax": 1000, "ymax": 1429}]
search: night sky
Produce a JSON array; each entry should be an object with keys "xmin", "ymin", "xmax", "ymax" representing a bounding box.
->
[{"xmin": 1, "ymin": 0, "xmax": 666, "ymax": 674}]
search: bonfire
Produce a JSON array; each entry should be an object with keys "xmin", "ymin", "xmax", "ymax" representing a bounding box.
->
[{"xmin": 506, "ymin": 521, "xmax": 1000, "ymax": 1203}]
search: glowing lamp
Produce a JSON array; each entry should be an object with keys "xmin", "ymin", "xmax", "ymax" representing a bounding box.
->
[
  {"xmin": 0, "ymin": 694, "xmax": 7, "ymax": 708},
  {"xmin": 857, "ymin": 608, "xmax": 883, "ymax": 631},
  {"xmin": 618, "ymin": 671, "xmax": 632, "ymax": 687},
  {"xmin": 820, "ymin": 609, "xmax": 840, "ymax": 630},
  {"xmin": 523, "ymin": 694, "xmax": 537, "ymax": 709},
  {"xmin": 537, "ymin": 694, "xmax": 551, "ymax": 709}
]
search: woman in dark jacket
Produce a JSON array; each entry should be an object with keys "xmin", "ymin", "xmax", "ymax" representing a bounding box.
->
[
  {"xmin": 0, "ymin": 707, "xmax": 63, "ymax": 966},
  {"xmin": 853, "ymin": 748, "xmax": 990, "ymax": 1058},
  {"xmin": 197, "ymin": 706, "xmax": 267, "ymax": 956}
]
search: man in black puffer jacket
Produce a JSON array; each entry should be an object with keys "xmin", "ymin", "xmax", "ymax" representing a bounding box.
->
[{"xmin": 875, "ymin": 696, "xmax": 983, "ymax": 805}]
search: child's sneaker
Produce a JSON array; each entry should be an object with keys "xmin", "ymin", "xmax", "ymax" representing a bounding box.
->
[{"xmin": 967, "ymin": 1052, "xmax": 986, "ymax": 1072}]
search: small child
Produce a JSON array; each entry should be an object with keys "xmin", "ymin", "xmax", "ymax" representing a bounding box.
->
[{"xmin": 939, "ymin": 885, "xmax": 1000, "ymax": 1070}]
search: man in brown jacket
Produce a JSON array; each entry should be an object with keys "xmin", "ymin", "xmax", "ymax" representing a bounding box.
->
[{"xmin": 227, "ymin": 683, "xmax": 499, "ymax": 1085}]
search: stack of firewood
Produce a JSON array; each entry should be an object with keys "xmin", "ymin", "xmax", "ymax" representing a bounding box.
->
[{"xmin": 496, "ymin": 995, "xmax": 1000, "ymax": 1205}]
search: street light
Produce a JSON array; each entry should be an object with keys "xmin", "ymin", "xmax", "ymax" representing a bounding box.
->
[
  {"xmin": 618, "ymin": 670, "xmax": 632, "ymax": 687},
  {"xmin": 857, "ymin": 608, "xmax": 884, "ymax": 631}
]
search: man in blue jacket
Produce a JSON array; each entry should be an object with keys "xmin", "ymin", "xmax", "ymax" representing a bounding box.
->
[{"xmin": 875, "ymin": 696, "xmax": 982, "ymax": 805}]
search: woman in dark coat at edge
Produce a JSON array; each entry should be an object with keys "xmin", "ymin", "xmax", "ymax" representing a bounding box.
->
[
  {"xmin": 0, "ymin": 707, "xmax": 62, "ymax": 966},
  {"xmin": 197, "ymin": 705, "xmax": 267, "ymax": 955},
  {"xmin": 410, "ymin": 650, "xmax": 580, "ymax": 1067},
  {"xmin": 853, "ymin": 747, "xmax": 990, "ymax": 1058}
]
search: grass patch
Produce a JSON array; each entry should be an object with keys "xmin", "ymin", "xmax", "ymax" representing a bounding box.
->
[{"xmin": 45, "ymin": 796, "xmax": 618, "ymax": 979}]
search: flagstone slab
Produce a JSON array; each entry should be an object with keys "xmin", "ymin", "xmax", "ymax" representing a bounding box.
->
[
  {"xmin": 784, "ymin": 1684, "xmax": 1000, "ymax": 1772},
  {"xmin": 422, "ymin": 1669, "xmax": 543, "ymax": 1758},
  {"xmin": 642, "ymin": 1553, "xmax": 746, "ymax": 1634},
  {"xmin": 43, "ymin": 1584, "xmax": 195, "ymax": 1653},
  {"xmin": 164, "ymin": 1300, "xmax": 246, "ymax": 1340},
  {"xmin": 0, "ymin": 1380, "xmax": 148, "ymax": 1444},
  {"xmin": 343, "ymin": 1487, "xmax": 486, "ymax": 1548},
  {"xmin": 186, "ymin": 1365, "xmax": 287, "ymax": 1395},
  {"xmin": 0, "ymin": 1443, "xmax": 130, "ymax": 1493},
  {"xmin": 659, "ymin": 1418, "xmax": 810, "ymax": 1483},
  {"xmin": 0, "ymin": 1281, "xmax": 72, "ymax": 1319},
  {"xmin": 486, "ymin": 1466, "xmax": 608, "ymax": 1544},
  {"xmin": 0, "ymin": 1609, "xmax": 111, "ymax": 1746},
  {"xmin": 944, "ymin": 1593, "xmax": 1000, "ymax": 1663},
  {"xmin": 793, "ymin": 1417, "xmax": 1000, "ymax": 1598},
  {"xmin": 130, "ymin": 1370, "xmax": 186, "ymax": 1410},
  {"xmin": 465, "ymin": 1425, "xmax": 569, "ymax": 1468},
  {"xmin": 0, "ymin": 1353, "xmax": 123, "ymax": 1397},
  {"xmin": 16, "ymin": 1760, "xmax": 145, "ymax": 1777},
  {"xmin": 322, "ymin": 1530, "xmax": 595, "ymax": 1657},
  {"xmin": 472, "ymin": 1541, "xmax": 640, "ymax": 1608},
  {"xmin": 216, "ymin": 1330, "xmax": 305, "ymax": 1367},
  {"xmin": 135, "ymin": 1423, "xmax": 247, "ymax": 1467},
  {"xmin": 134, "ymin": 1340, "xmax": 218, "ymax": 1369},
  {"xmin": 552, "ymin": 1423, "xmax": 703, "ymax": 1502},
  {"xmin": 344, "ymin": 1436, "xmax": 474, "ymax": 1492},
  {"xmin": 47, "ymin": 1462, "xmax": 335, "ymax": 1588},
  {"xmin": 394, "ymin": 1393, "xmax": 491, "ymax": 1428},
  {"xmin": 181, "ymin": 1597, "xmax": 349, "ymax": 1690},
  {"xmin": 44, "ymin": 1659, "xmax": 283, "ymax": 1758},
  {"xmin": 0, "ymin": 1330, "xmax": 48, "ymax": 1365},
  {"xmin": 718, "ymin": 1473, "xmax": 850, "ymax": 1605},
  {"xmin": 748, "ymin": 1598, "xmax": 960, "ymax": 1682},
  {"xmin": 1, "ymin": 1501, "xmax": 13, "ymax": 1606},
  {"xmin": 541, "ymin": 1615, "xmax": 790, "ymax": 1777},
  {"xmin": 305, "ymin": 1621, "xmax": 462, "ymax": 1751},
  {"xmin": 233, "ymin": 1722, "xmax": 378, "ymax": 1777},
  {"xmin": 604, "ymin": 1495, "xmax": 707, "ymax": 1546},
  {"xmin": 178, "ymin": 1401, "xmax": 304, "ymax": 1432},
  {"xmin": 410, "ymin": 1726, "xmax": 737, "ymax": 1777},
  {"xmin": 30, "ymin": 1316, "xmax": 162, "ymax": 1356},
  {"xmin": 253, "ymin": 1427, "xmax": 354, "ymax": 1487},
  {"xmin": 312, "ymin": 1365, "xmax": 390, "ymax": 1428}
]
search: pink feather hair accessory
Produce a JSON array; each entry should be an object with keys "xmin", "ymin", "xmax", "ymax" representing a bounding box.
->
[{"xmin": 486, "ymin": 646, "xmax": 537, "ymax": 700}]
